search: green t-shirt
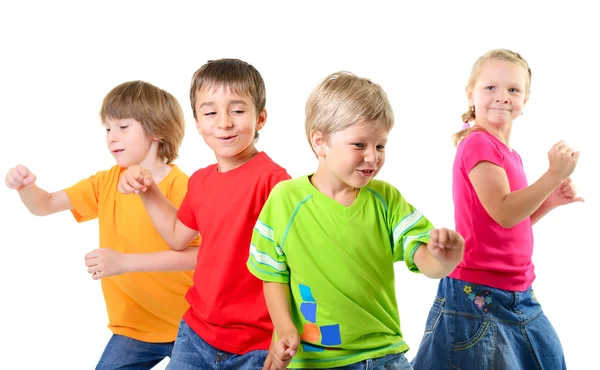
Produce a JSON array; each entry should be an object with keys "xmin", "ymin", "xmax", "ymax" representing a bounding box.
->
[{"xmin": 247, "ymin": 176, "xmax": 434, "ymax": 368}]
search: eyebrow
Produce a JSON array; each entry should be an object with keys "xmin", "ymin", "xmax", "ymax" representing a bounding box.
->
[{"xmin": 198, "ymin": 100, "xmax": 248, "ymax": 109}]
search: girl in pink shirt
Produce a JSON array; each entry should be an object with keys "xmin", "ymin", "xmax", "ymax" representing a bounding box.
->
[{"xmin": 412, "ymin": 49, "xmax": 583, "ymax": 370}]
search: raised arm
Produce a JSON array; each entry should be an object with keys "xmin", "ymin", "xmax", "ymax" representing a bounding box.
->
[
  {"xmin": 5, "ymin": 164, "xmax": 72, "ymax": 216},
  {"xmin": 118, "ymin": 165, "xmax": 198, "ymax": 251},
  {"xmin": 469, "ymin": 141, "xmax": 579, "ymax": 228}
]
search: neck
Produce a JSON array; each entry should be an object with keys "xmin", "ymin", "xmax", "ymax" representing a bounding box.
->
[
  {"xmin": 135, "ymin": 142, "xmax": 171, "ymax": 182},
  {"xmin": 475, "ymin": 119, "xmax": 513, "ymax": 148},
  {"xmin": 216, "ymin": 144, "xmax": 259, "ymax": 173},
  {"xmin": 311, "ymin": 164, "xmax": 358, "ymax": 207}
]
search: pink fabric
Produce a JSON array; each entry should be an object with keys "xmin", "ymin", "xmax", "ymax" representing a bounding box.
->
[{"xmin": 449, "ymin": 130, "xmax": 535, "ymax": 291}]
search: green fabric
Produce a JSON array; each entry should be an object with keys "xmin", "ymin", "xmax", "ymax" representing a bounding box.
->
[{"xmin": 247, "ymin": 175, "xmax": 434, "ymax": 368}]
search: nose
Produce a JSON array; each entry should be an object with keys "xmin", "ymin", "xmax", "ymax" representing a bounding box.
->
[
  {"xmin": 217, "ymin": 114, "xmax": 234, "ymax": 130},
  {"xmin": 364, "ymin": 148, "xmax": 379, "ymax": 164},
  {"xmin": 107, "ymin": 129, "xmax": 118, "ymax": 143},
  {"xmin": 495, "ymin": 90, "xmax": 510, "ymax": 104}
]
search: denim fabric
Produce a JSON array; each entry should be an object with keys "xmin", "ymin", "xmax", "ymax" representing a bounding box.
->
[
  {"xmin": 96, "ymin": 334, "xmax": 173, "ymax": 370},
  {"xmin": 411, "ymin": 277, "xmax": 566, "ymax": 370},
  {"xmin": 166, "ymin": 319, "xmax": 268, "ymax": 370}
]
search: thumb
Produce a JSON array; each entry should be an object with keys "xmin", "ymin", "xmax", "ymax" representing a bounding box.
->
[{"xmin": 284, "ymin": 336, "xmax": 299, "ymax": 356}]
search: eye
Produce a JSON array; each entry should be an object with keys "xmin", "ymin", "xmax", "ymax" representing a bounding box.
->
[
  {"xmin": 376, "ymin": 145, "xmax": 386, "ymax": 150},
  {"xmin": 231, "ymin": 110, "xmax": 245, "ymax": 114},
  {"xmin": 485, "ymin": 86, "xmax": 495, "ymax": 90},
  {"xmin": 352, "ymin": 143, "xmax": 364, "ymax": 148},
  {"xmin": 204, "ymin": 112, "xmax": 216, "ymax": 117},
  {"xmin": 119, "ymin": 126, "xmax": 129, "ymax": 129},
  {"xmin": 105, "ymin": 128, "xmax": 110, "ymax": 133},
  {"xmin": 509, "ymin": 88, "xmax": 520, "ymax": 93}
]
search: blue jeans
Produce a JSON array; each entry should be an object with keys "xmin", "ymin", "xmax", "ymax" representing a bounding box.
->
[
  {"xmin": 96, "ymin": 334, "xmax": 174, "ymax": 370},
  {"xmin": 303, "ymin": 352, "xmax": 412, "ymax": 369},
  {"xmin": 411, "ymin": 277, "xmax": 566, "ymax": 370},
  {"xmin": 166, "ymin": 319, "xmax": 268, "ymax": 370}
]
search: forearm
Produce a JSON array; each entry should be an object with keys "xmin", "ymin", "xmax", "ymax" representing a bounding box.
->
[
  {"xmin": 530, "ymin": 200, "xmax": 555, "ymax": 225},
  {"xmin": 125, "ymin": 247, "xmax": 199, "ymax": 273},
  {"xmin": 498, "ymin": 172, "xmax": 562, "ymax": 228},
  {"xmin": 414, "ymin": 244, "xmax": 457, "ymax": 279},
  {"xmin": 264, "ymin": 282, "xmax": 297, "ymax": 336},
  {"xmin": 139, "ymin": 183, "xmax": 184, "ymax": 250},
  {"xmin": 18, "ymin": 184, "xmax": 59, "ymax": 216}
]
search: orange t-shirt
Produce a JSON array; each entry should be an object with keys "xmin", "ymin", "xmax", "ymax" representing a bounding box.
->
[{"xmin": 64, "ymin": 164, "xmax": 197, "ymax": 343}]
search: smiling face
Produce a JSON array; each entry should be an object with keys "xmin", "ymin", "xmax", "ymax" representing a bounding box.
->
[
  {"xmin": 312, "ymin": 123, "xmax": 389, "ymax": 190},
  {"xmin": 194, "ymin": 85, "xmax": 266, "ymax": 169},
  {"xmin": 468, "ymin": 59, "xmax": 529, "ymax": 128}
]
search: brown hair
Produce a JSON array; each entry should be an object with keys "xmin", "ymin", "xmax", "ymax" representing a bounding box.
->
[
  {"xmin": 100, "ymin": 80, "xmax": 185, "ymax": 164},
  {"xmin": 453, "ymin": 49, "xmax": 532, "ymax": 146},
  {"xmin": 305, "ymin": 71, "xmax": 394, "ymax": 155}
]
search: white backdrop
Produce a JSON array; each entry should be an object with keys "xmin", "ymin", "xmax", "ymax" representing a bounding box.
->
[{"xmin": 1, "ymin": 1, "xmax": 597, "ymax": 368}]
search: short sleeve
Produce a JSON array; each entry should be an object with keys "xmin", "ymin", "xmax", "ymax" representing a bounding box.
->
[
  {"xmin": 167, "ymin": 171, "xmax": 201, "ymax": 247},
  {"xmin": 247, "ymin": 183, "xmax": 290, "ymax": 283},
  {"xmin": 388, "ymin": 188, "xmax": 434, "ymax": 272},
  {"xmin": 177, "ymin": 173, "xmax": 199, "ymax": 231},
  {"xmin": 461, "ymin": 132, "xmax": 504, "ymax": 173},
  {"xmin": 64, "ymin": 172, "xmax": 105, "ymax": 223}
]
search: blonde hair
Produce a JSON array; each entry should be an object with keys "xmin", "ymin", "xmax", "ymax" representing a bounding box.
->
[
  {"xmin": 305, "ymin": 71, "xmax": 394, "ymax": 155},
  {"xmin": 190, "ymin": 59, "xmax": 265, "ymax": 140},
  {"xmin": 100, "ymin": 80, "xmax": 185, "ymax": 164},
  {"xmin": 453, "ymin": 49, "xmax": 532, "ymax": 146}
]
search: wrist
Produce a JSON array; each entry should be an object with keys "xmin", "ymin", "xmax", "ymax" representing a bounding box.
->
[
  {"xmin": 123, "ymin": 253, "xmax": 136, "ymax": 273},
  {"xmin": 542, "ymin": 171, "xmax": 564, "ymax": 190},
  {"xmin": 276, "ymin": 326, "xmax": 298, "ymax": 338}
]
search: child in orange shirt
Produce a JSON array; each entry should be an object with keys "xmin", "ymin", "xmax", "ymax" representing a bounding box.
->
[{"xmin": 5, "ymin": 80, "xmax": 199, "ymax": 369}]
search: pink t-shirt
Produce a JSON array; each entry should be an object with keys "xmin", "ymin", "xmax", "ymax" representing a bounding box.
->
[{"xmin": 449, "ymin": 130, "xmax": 535, "ymax": 291}]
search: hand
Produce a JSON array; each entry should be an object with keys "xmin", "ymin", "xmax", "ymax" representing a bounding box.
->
[
  {"xmin": 5, "ymin": 165, "xmax": 36, "ymax": 190},
  {"xmin": 544, "ymin": 177, "xmax": 584, "ymax": 209},
  {"xmin": 427, "ymin": 228, "xmax": 465, "ymax": 267},
  {"xmin": 263, "ymin": 332, "xmax": 299, "ymax": 370},
  {"xmin": 118, "ymin": 165, "xmax": 153, "ymax": 194},
  {"xmin": 547, "ymin": 141, "xmax": 579, "ymax": 181},
  {"xmin": 84, "ymin": 249, "xmax": 130, "ymax": 279}
]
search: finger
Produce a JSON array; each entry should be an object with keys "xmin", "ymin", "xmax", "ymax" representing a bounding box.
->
[
  {"xmin": 262, "ymin": 354, "xmax": 272, "ymax": 370},
  {"xmin": 84, "ymin": 250, "xmax": 100, "ymax": 260},
  {"xmin": 573, "ymin": 197, "xmax": 585, "ymax": 203},
  {"xmin": 84, "ymin": 258, "xmax": 97, "ymax": 268},
  {"xmin": 436, "ymin": 228, "xmax": 448, "ymax": 246},
  {"xmin": 15, "ymin": 165, "xmax": 30, "ymax": 178},
  {"xmin": 572, "ymin": 151, "xmax": 580, "ymax": 161},
  {"xmin": 285, "ymin": 336, "xmax": 299, "ymax": 356},
  {"xmin": 561, "ymin": 189, "xmax": 576, "ymax": 199},
  {"xmin": 121, "ymin": 181, "xmax": 141, "ymax": 194},
  {"xmin": 87, "ymin": 265, "xmax": 101, "ymax": 274},
  {"xmin": 92, "ymin": 271, "xmax": 104, "ymax": 280},
  {"xmin": 429, "ymin": 228, "xmax": 439, "ymax": 244},
  {"xmin": 553, "ymin": 140, "xmax": 565, "ymax": 151}
]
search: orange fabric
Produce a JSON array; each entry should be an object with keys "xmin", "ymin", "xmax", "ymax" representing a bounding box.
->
[{"xmin": 64, "ymin": 165, "xmax": 198, "ymax": 342}]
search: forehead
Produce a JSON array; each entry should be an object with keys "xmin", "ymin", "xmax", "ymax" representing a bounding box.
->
[
  {"xmin": 103, "ymin": 117, "xmax": 140, "ymax": 126},
  {"xmin": 333, "ymin": 123, "xmax": 390, "ymax": 140},
  {"xmin": 476, "ymin": 60, "xmax": 527, "ymax": 85},
  {"xmin": 195, "ymin": 84, "xmax": 252, "ymax": 106}
]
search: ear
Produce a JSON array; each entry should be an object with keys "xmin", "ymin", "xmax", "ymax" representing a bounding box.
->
[
  {"xmin": 255, "ymin": 109, "xmax": 267, "ymax": 131},
  {"xmin": 523, "ymin": 94, "xmax": 529, "ymax": 107},
  {"xmin": 310, "ymin": 129, "xmax": 327, "ymax": 157},
  {"xmin": 466, "ymin": 86, "xmax": 474, "ymax": 107}
]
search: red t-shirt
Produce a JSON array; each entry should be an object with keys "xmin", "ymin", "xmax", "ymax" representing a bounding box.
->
[
  {"xmin": 177, "ymin": 152, "xmax": 291, "ymax": 354},
  {"xmin": 449, "ymin": 131, "xmax": 535, "ymax": 291}
]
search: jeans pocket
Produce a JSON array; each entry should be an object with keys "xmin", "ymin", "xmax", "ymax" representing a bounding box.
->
[
  {"xmin": 424, "ymin": 296, "xmax": 445, "ymax": 335},
  {"xmin": 450, "ymin": 318, "xmax": 494, "ymax": 369}
]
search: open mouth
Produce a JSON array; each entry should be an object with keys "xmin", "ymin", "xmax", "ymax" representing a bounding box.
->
[{"xmin": 358, "ymin": 169, "xmax": 375, "ymax": 176}]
